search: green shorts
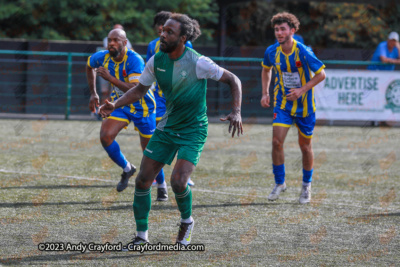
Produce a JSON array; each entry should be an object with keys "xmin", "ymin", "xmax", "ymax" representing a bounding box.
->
[{"xmin": 144, "ymin": 128, "xmax": 207, "ymax": 166}]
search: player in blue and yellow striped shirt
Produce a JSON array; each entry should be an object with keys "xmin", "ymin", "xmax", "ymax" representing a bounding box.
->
[
  {"xmin": 86, "ymin": 28, "xmax": 156, "ymax": 192},
  {"xmin": 260, "ymin": 12, "xmax": 326, "ymax": 204}
]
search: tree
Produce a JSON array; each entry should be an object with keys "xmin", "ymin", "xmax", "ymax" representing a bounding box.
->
[
  {"xmin": 307, "ymin": 2, "xmax": 398, "ymax": 49},
  {"xmin": 0, "ymin": 0, "xmax": 219, "ymax": 44},
  {"xmin": 222, "ymin": 1, "xmax": 400, "ymax": 49},
  {"xmin": 2, "ymin": 0, "xmax": 400, "ymax": 49},
  {"xmin": 223, "ymin": 1, "xmax": 311, "ymax": 46}
]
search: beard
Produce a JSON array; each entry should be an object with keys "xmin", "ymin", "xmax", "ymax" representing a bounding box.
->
[
  {"xmin": 160, "ymin": 39, "xmax": 179, "ymax": 53},
  {"xmin": 277, "ymin": 35, "xmax": 291, "ymax": 44},
  {"xmin": 109, "ymin": 45, "xmax": 123, "ymax": 57}
]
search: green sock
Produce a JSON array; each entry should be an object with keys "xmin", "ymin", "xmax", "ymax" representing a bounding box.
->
[
  {"xmin": 133, "ymin": 187, "xmax": 152, "ymax": 231},
  {"xmin": 175, "ymin": 185, "xmax": 192, "ymax": 219}
]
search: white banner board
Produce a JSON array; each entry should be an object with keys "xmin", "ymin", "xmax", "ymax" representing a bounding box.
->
[{"xmin": 315, "ymin": 70, "xmax": 400, "ymax": 121}]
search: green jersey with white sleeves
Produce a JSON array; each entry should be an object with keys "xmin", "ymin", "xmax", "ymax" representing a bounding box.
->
[{"xmin": 139, "ymin": 47, "xmax": 224, "ymax": 134}]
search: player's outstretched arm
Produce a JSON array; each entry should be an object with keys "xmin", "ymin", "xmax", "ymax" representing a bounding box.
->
[
  {"xmin": 219, "ymin": 70, "xmax": 243, "ymax": 138},
  {"xmin": 86, "ymin": 65, "xmax": 99, "ymax": 112},
  {"xmin": 98, "ymin": 83, "xmax": 151, "ymax": 118}
]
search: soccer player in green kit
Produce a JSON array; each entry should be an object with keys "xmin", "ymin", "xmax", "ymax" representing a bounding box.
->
[{"xmin": 99, "ymin": 13, "xmax": 243, "ymax": 245}]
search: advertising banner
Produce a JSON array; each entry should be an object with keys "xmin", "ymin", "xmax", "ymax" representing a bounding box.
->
[{"xmin": 315, "ymin": 70, "xmax": 400, "ymax": 121}]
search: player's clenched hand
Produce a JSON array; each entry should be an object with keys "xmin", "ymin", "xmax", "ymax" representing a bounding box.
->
[
  {"xmin": 96, "ymin": 67, "xmax": 112, "ymax": 81},
  {"xmin": 220, "ymin": 111, "xmax": 243, "ymax": 138},
  {"xmin": 286, "ymin": 88, "xmax": 304, "ymax": 101},
  {"xmin": 89, "ymin": 93, "xmax": 99, "ymax": 113},
  {"xmin": 99, "ymin": 100, "xmax": 115, "ymax": 118},
  {"xmin": 260, "ymin": 94, "xmax": 270, "ymax": 108}
]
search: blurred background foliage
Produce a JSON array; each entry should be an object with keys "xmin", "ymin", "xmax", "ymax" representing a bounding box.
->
[
  {"xmin": 224, "ymin": 1, "xmax": 400, "ymax": 49},
  {"xmin": 0, "ymin": 0, "xmax": 219, "ymax": 45},
  {"xmin": 1, "ymin": 0, "xmax": 399, "ymax": 48}
]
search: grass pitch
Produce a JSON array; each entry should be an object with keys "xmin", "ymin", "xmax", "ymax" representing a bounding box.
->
[{"xmin": 0, "ymin": 119, "xmax": 399, "ymax": 266}]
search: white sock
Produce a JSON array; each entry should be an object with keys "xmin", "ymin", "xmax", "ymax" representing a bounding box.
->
[
  {"xmin": 157, "ymin": 181, "xmax": 167, "ymax": 189},
  {"xmin": 181, "ymin": 216, "xmax": 193, "ymax": 224},
  {"xmin": 302, "ymin": 182, "xmax": 311, "ymax": 186},
  {"xmin": 123, "ymin": 162, "xmax": 131, "ymax": 172},
  {"xmin": 137, "ymin": 230, "xmax": 148, "ymax": 240}
]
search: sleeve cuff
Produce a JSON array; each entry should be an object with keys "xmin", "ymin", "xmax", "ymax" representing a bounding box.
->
[
  {"xmin": 261, "ymin": 62, "xmax": 272, "ymax": 69},
  {"xmin": 128, "ymin": 73, "xmax": 141, "ymax": 83},
  {"xmin": 314, "ymin": 65, "xmax": 326, "ymax": 74},
  {"xmin": 87, "ymin": 56, "xmax": 93, "ymax": 68}
]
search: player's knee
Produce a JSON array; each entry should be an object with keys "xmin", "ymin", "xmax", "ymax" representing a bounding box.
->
[
  {"xmin": 170, "ymin": 173, "xmax": 186, "ymax": 193},
  {"xmin": 135, "ymin": 172, "xmax": 152, "ymax": 190},
  {"xmin": 299, "ymin": 142, "xmax": 312, "ymax": 154},
  {"xmin": 272, "ymin": 137, "xmax": 284, "ymax": 151},
  {"xmin": 100, "ymin": 130, "xmax": 114, "ymax": 147}
]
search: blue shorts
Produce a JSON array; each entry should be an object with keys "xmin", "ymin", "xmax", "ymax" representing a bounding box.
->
[
  {"xmin": 108, "ymin": 107, "xmax": 156, "ymax": 138},
  {"xmin": 272, "ymin": 108, "xmax": 315, "ymax": 138}
]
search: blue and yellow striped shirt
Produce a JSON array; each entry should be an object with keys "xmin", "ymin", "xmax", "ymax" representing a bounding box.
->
[
  {"xmin": 87, "ymin": 47, "xmax": 155, "ymax": 117},
  {"xmin": 262, "ymin": 39, "xmax": 325, "ymax": 117}
]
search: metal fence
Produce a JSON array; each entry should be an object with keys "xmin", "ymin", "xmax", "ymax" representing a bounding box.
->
[{"xmin": 0, "ymin": 50, "xmax": 390, "ymax": 121}]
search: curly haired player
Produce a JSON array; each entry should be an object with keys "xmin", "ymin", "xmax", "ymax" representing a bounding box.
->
[{"xmin": 260, "ymin": 12, "xmax": 326, "ymax": 204}]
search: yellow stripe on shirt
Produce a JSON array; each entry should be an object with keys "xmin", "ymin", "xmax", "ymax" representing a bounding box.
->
[
  {"xmin": 295, "ymin": 48, "xmax": 308, "ymax": 117},
  {"xmin": 312, "ymin": 87, "xmax": 316, "ymax": 113},
  {"xmin": 273, "ymin": 81, "xmax": 279, "ymax": 107},
  {"xmin": 308, "ymin": 65, "xmax": 317, "ymax": 113},
  {"xmin": 103, "ymin": 54, "xmax": 111, "ymax": 69},
  {"xmin": 114, "ymin": 62, "xmax": 120, "ymax": 80},
  {"xmin": 155, "ymin": 40, "xmax": 160, "ymax": 54},
  {"xmin": 112, "ymin": 47, "xmax": 128, "ymax": 82},
  {"xmin": 285, "ymin": 52, "xmax": 298, "ymax": 116},
  {"xmin": 275, "ymin": 48, "xmax": 286, "ymax": 110},
  {"xmin": 285, "ymin": 54, "xmax": 291, "ymax": 73}
]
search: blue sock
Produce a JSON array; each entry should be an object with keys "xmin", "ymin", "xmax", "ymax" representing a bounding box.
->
[
  {"xmin": 103, "ymin": 140, "xmax": 128, "ymax": 169},
  {"xmin": 273, "ymin": 164, "xmax": 285, "ymax": 184},
  {"xmin": 156, "ymin": 168, "xmax": 165, "ymax": 184},
  {"xmin": 303, "ymin": 168, "xmax": 313, "ymax": 183}
]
